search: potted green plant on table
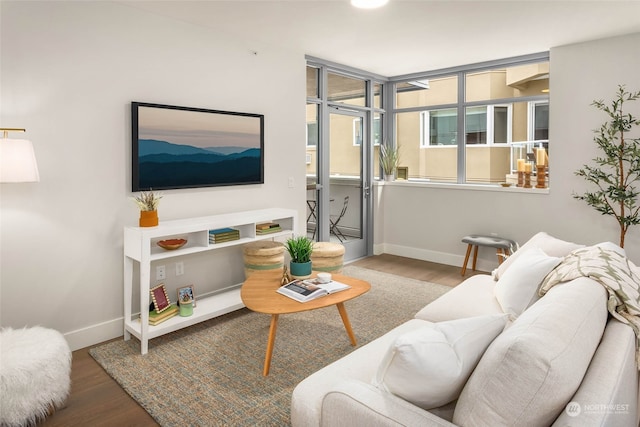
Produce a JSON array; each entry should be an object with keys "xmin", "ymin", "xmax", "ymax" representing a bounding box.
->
[
  {"xmin": 285, "ymin": 236, "xmax": 314, "ymax": 279},
  {"xmin": 380, "ymin": 144, "xmax": 400, "ymax": 181},
  {"xmin": 132, "ymin": 190, "xmax": 162, "ymax": 227},
  {"xmin": 574, "ymin": 85, "xmax": 640, "ymax": 248}
]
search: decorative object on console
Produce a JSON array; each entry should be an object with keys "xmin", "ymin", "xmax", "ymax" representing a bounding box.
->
[
  {"xmin": 131, "ymin": 102, "xmax": 264, "ymax": 191},
  {"xmin": 0, "ymin": 128, "xmax": 40, "ymax": 183},
  {"xmin": 147, "ymin": 304, "xmax": 178, "ymax": 325},
  {"xmin": 177, "ymin": 285, "xmax": 196, "ymax": 308},
  {"xmin": 285, "ymin": 236, "xmax": 313, "ymax": 279},
  {"xmin": 157, "ymin": 238, "xmax": 187, "ymax": 250},
  {"xmin": 150, "ymin": 284, "xmax": 171, "ymax": 313},
  {"xmin": 178, "ymin": 296, "xmax": 193, "ymax": 317},
  {"xmin": 256, "ymin": 222, "xmax": 282, "ymax": 234},
  {"xmin": 574, "ymin": 85, "xmax": 640, "ymax": 248},
  {"xmin": 132, "ymin": 190, "xmax": 161, "ymax": 227},
  {"xmin": 209, "ymin": 227, "xmax": 240, "ymax": 243}
]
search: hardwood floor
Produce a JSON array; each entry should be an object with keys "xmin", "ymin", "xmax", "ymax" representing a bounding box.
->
[{"xmin": 40, "ymin": 254, "xmax": 482, "ymax": 426}]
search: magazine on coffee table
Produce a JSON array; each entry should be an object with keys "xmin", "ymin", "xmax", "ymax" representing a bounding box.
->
[{"xmin": 276, "ymin": 279, "xmax": 351, "ymax": 302}]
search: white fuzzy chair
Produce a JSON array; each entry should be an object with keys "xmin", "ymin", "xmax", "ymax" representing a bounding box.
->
[{"xmin": 1, "ymin": 326, "xmax": 71, "ymax": 426}]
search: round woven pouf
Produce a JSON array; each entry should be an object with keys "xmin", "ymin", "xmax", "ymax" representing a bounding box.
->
[
  {"xmin": 311, "ymin": 242, "xmax": 345, "ymax": 274},
  {"xmin": 243, "ymin": 240, "xmax": 285, "ymax": 278}
]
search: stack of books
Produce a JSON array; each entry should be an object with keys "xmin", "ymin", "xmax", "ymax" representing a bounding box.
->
[
  {"xmin": 209, "ymin": 227, "xmax": 240, "ymax": 244},
  {"xmin": 256, "ymin": 222, "xmax": 281, "ymax": 235},
  {"xmin": 145, "ymin": 304, "xmax": 178, "ymax": 325}
]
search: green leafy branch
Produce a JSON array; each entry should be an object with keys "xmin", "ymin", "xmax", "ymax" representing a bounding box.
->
[{"xmin": 574, "ymin": 85, "xmax": 640, "ymax": 247}]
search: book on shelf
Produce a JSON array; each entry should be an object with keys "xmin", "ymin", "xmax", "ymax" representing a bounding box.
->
[
  {"xmin": 139, "ymin": 304, "xmax": 179, "ymax": 325},
  {"xmin": 209, "ymin": 227, "xmax": 240, "ymax": 243},
  {"xmin": 209, "ymin": 227, "xmax": 240, "ymax": 237},
  {"xmin": 276, "ymin": 278, "xmax": 351, "ymax": 303},
  {"xmin": 256, "ymin": 222, "xmax": 280, "ymax": 231},
  {"xmin": 209, "ymin": 234, "xmax": 240, "ymax": 243},
  {"xmin": 256, "ymin": 226, "xmax": 282, "ymax": 235}
]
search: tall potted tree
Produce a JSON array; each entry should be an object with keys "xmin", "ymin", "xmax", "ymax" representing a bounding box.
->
[{"xmin": 574, "ymin": 85, "xmax": 640, "ymax": 248}]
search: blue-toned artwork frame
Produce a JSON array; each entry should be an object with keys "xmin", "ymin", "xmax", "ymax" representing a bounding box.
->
[{"xmin": 132, "ymin": 102, "xmax": 264, "ymax": 191}]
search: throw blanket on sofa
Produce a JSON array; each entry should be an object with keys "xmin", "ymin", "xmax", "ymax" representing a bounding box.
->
[{"xmin": 540, "ymin": 246, "xmax": 640, "ymax": 366}]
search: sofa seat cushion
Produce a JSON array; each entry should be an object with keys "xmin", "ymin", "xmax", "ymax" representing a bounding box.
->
[
  {"xmin": 494, "ymin": 232, "xmax": 584, "ymax": 280},
  {"xmin": 415, "ymin": 274, "xmax": 501, "ymax": 323},
  {"xmin": 493, "ymin": 247, "xmax": 562, "ymax": 319},
  {"xmin": 374, "ymin": 314, "xmax": 507, "ymax": 410},
  {"xmin": 291, "ymin": 318, "xmax": 434, "ymax": 427},
  {"xmin": 453, "ymin": 277, "xmax": 608, "ymax": 427}
]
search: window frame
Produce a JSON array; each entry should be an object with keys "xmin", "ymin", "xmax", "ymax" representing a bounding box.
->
[{"xmin": 391, "ymin": 52, "xmax": 549, "ymax": 185}]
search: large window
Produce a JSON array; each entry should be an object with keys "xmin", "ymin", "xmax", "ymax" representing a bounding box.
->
[{"xmin": 394, "ymin": 55, "xmax": 549, "ymax": 184}]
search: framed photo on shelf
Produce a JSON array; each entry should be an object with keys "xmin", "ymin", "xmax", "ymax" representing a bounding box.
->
[
  {"xmin": 177, "ymin": 285, "xmax": 196, "ymax": 307},
  {"xmin": 150, "ymin": 284, "xmax": 171, "ymax": 313},
  {"xmin": 396, "ymin": 166, "xmax": 408, "ymax": 180}
]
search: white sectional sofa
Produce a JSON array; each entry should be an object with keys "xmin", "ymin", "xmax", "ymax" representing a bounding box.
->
[{"xmin": 291, "ymin": 232, "xmax": 640, "ymax": 426}]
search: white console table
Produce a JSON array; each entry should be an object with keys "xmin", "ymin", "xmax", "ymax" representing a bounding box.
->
[{"xmin": 123, "ymin": 208, "xmax": 297, "ymax": 354}]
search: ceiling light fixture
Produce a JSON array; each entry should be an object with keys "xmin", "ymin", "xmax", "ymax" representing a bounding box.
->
[{"xmin": 351, "ymin": 0, "xmax": 389, "ymax": 9}]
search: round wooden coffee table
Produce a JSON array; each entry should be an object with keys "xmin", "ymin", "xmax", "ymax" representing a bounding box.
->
[{"xmin": 241, "ymin": 270, "xmax": 371, "ymax": 376}]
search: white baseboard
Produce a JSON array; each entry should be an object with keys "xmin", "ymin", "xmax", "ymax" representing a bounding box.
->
[
  {"xmin": 66, "ymin": 245, "xmax": 493, "ymax": 352},
  {"xmin": 378, "ymin": 243, "xmax": 494, "ymax": 273},
  {"xmin": 64, "ymin": 317, "xmax": 124, "ymax": 351}
]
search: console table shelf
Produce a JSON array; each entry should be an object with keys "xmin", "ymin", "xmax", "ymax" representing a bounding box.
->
[{"xmin": 123, "ymin": 208, "xmax": 297, "ymax": 354}]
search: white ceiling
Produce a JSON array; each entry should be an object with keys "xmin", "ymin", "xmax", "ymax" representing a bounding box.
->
[{"xmin": 118, "ymin": 0, "xmax": 640, "ymax": 77}]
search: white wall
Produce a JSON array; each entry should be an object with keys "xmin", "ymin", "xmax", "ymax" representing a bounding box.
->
[
  {"xmin": 378, "ymin": 33, "xmax": 640, "ymax": 271},
  {"xmin": 0, "ymin": 1, "xmax": 307, "ymax": 349},
  {"xmin": 2, "ymin": 1, "xmax": 639, "ymax": 351}
]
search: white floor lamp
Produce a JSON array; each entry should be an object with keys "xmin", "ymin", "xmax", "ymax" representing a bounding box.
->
[{"xmin": 0, "ymin": 128, "xmax": 40, "ymax": 183}]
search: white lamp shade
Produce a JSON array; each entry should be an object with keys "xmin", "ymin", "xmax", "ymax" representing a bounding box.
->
[{"xmin": 0, "ymin": 139, "xmax": 40, "ymax": 183}]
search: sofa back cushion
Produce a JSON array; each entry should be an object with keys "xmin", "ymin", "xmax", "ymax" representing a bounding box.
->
[
  {"xmin": 493, "ymin": 247, "xmax": 562, "ymax": 319},
  {"xmin": 494, "ymin": 232, "xmax": 583, "ymax": 280},
  {"xmin": 453, "ymin": 277, "xmax": 608, "ymax": 427}
]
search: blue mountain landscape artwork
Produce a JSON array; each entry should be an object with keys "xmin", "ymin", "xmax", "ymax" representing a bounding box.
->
[{"xmin": 137, "ymin": 139, "xmax": 262, "ymax": 189}]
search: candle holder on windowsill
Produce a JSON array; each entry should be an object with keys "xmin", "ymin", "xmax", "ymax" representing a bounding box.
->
[
  {"xmin": 524, "ymin": 172, "xmax": 532, "ymax": 188},
  {"xmin": 536, "ymin": 165, "xmax": 547, "ymax": 189},
  {"xmin": 517, "ymin": 171, "xmax": 524, "ymax": 187}
]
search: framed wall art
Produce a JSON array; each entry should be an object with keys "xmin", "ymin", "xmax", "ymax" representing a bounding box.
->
[{"xmin": 132, "ymin": 102, "xmax": 264, "ymax": 191}]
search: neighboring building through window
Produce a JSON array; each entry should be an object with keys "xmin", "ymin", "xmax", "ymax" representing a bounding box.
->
[{"xmin": 394, "ymin": 56, "xmax": 549, "ymax": 184}]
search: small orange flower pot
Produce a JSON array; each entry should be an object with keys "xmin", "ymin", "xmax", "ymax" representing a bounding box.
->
[{"xmin": 139, "ymin": 210, "xmax": 158, "ymax": 227}]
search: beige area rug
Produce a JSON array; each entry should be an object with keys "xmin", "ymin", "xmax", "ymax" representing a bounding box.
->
[{"xmin": 89, "ymin": 266, "xmax": 451, "ymax": 426}]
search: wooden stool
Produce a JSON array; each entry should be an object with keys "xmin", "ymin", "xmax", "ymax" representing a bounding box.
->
[
  {"xmin": 243, "ymin": 241, "xmax": 285, "ymax": 278},
  {"xmin": 311, "ymin": 242, "xmax": 345, "ymax": 274},
  {"xmin": 461, "ymin": 235, "xmax": 517, "ymax": 276}
]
